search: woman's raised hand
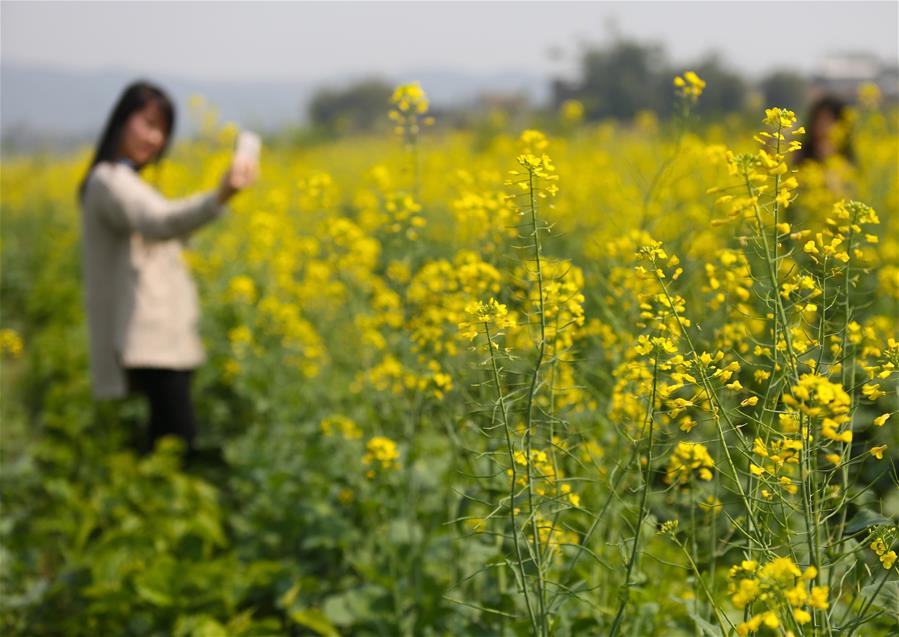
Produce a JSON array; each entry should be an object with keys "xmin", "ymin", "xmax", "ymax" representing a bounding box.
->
[{"xmin": 216, "ymin": 155, "xmax": 258, "ymax": 205}]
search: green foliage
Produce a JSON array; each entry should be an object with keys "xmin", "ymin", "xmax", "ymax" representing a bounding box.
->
[
  {"xmin": 553, "ymin": 38, "xmax": 749, "ymax": 120},
  {"xmin": 308, "ymin": 79, "xmax": 395, "ymax": 136},
  {"xmin": 555, "ymin": 38, "xmax": 672, "ymax": 120}
]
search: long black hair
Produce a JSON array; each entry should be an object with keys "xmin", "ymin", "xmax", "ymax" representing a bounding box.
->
[
  {"xmin": 797, "ymin": 94, "xmax": 854, "ymax": 164},
  {"xmin": 77, "ymin": 80, "xmax": 176, "ymax": 202}
]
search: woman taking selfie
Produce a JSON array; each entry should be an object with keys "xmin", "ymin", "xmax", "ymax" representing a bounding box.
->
[{"xmin": 77, "ymin": 80, "xmax": 257, "ymax": 461}]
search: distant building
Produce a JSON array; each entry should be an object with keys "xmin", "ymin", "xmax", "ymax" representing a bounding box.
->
[{"xmin": 810, "ymin": 52, "xmax": 899, "ymax": 102}]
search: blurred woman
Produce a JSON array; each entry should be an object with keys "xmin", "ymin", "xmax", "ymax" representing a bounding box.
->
[
  {"xmin": 791, "ymin": 93, "xmax": 858, "ymax": 218},
  {"xmin": 77, "ymin": 80, "xmax": 257, "ymax": 460},
  {"xmin": 796, "ymin": 94, "xmax": 855, "ymax": 165}
]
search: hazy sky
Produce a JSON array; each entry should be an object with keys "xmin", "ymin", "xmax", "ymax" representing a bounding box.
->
[{"xmin": 3, "ymin": 1, "xmax": 897, "ymax": 82}]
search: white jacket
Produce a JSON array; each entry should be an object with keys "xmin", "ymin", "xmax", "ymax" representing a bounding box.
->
[{"xmin": 80, "ymin": 160, "xmax": 226, "ymax": 398}]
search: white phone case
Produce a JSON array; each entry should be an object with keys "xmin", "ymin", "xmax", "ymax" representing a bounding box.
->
[{"xmin": 235, "ymin": 131, "xmax": 261, "ymax": 163}]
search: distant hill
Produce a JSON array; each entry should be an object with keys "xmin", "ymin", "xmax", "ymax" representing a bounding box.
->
[{"xmin": 0, "ymin": 63, "xmax": 548, "ymax": 152}]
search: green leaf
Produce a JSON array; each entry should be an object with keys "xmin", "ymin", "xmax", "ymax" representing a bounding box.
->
[
  {"xmin": 289, "ymin": 608, "xmax": 340, "ymax": 637},
  {"xmin": 322, "ymin": 594, "xmax": 355, "ymax": 626},
  {"xmin": 861, "ymin": 578, "xmax": 899, "ymax": 612},
  {"xmin": 173, "ymin": 615, "xmax": 227, "ymax": 637},
  {"xmin": 686, "ymin": 602, "xmax": 720, "ymax": 637},
  {"xmin": 321, "ymin": 586, "xmax": 384, "ymax": 626},
  {"xmin": 845, "ymin": 509, "xmax": 892, "ymax": 536},
  {"xmin": 133, "ymin": 556, "xmax": 178, "ymax": 607},
  {"xmin": 278, "ymin": 581, "xmax": 302, "ymax": 609},
  {"xmin": 387, "ymin": 518, "xmax": 422, "ymax": 545}
]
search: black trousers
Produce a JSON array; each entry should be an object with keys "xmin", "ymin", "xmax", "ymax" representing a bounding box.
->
[{"xmin": 126, "ymin": 367, "xmax": 197, "ymax": 454}]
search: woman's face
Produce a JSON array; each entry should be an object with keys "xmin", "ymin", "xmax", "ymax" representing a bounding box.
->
[
  {"xmin": 812, "ymin": 108, "xmax": 837, "ymax": 160},
  {"xmin": 118, "ymin": 100, "xmax": 168, "ymax": 166}
]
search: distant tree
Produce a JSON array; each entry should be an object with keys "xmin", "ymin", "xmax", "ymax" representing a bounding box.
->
[
  {"xmin": 554, "ymin": 40, "xmax": 755, "ymax": 120},
  {"xmin": 307, "ymin": 79, "xmax": 394, "ymax": 134},
  {"xmin": 554, "ymin": 38, "xmax": 671, "ymax": 120},
  {"xmin": 759, "ymin": 70, "xmax": 810, "ymax": 113},
  {"xmin": 684, "ymin": 54, "xmax": 749, "ymax": 116}
]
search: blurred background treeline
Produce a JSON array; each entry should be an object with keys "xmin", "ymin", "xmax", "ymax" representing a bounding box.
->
[{"xmin": 3, "ymin": 35, "xmax": 897, "ymax": 153}]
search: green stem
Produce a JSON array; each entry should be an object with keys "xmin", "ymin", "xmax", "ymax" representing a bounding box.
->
[
  {"xmin": 672, "ymin": 535, "xmax": 737, "ymax": 634},
  {"xmin": 485, "ymin": 321, "xmax": 539, "ymax": 634},
  {"xmin": 832, "ymin": 217, "xmax": 858, "ymax": 597},
  {"xmin": 546, "ymin": 443, "xmax": 638, "ymax": 614},
  {"xmin": 523, "ymin": 167, "xmax": 549, "ymax": 636},
  {"xmin": 608, "ymin": 348, "xmax": 659, "ymax": 637}
]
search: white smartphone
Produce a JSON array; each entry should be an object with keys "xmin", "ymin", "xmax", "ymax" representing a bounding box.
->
[{"xmin": 235, "ymin": 130, "xmax": 261, "ymax": 164}]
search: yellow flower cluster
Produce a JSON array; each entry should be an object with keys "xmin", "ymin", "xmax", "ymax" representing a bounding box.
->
[
  {"xmin": 869, "ymin": 527, "xmax": 898, "ymax": 570},
  {"xmin": 517, "ymin": 259, "xmax": 585, "ymax": 346},
  {"xmin": 560, "ymin": 99, "xmax": 584, "ymax": 125},
  {"xmin": 362, "ymin": 435, "xmax": 400, "ymax": 478},
  {"xmin": 506, "ymin": 447, "xmax": 580, "ymax": 507},
  {"xmin": 612, "ymin": 334, "xmax": 718, "ymax": 435},
  {"xmin": 506, "ymin": 130, "xmax": 560, "ymax": 198},
  {"xmin": 257, "ymin": 296, "xmax": 327, "ymax": 379},
  {"xmin": 296, "ymin": 170, "xmax": 338, "ymax": 211},
  {"xmin": 381, "ymin": 192, "xmax": 426, "ymax": 239},
  {"xmin": 529, "ymin": 513, "xmax": 579, "ymax": 556},
  {"xmin": 450, "ymin": 172, "xmax": 518, "ymax": 251},
  {"xmin": 712, "ymin": 107, "xmax": 804, "ymax": 227},
  {"xmin": 782, "ymin": 374, "xmax": 852, "ymax": 443},
  {"xmin": 833, "ymin": 199, "xmax": 880, "ymax": 229},
  {"xmin": 802, "ymin": 200, "xmax": 879, "ymax": 280},
  {"xmin": 226, "ymin": 275, "xmax": 257, "ymax": 304},
  {"xmin": 729, "ymin": 557, "xmax": 826, "ymax": 635},
  {"xmin": 320, "ymin": 415, "xmax": 363, "ymax": 440},
  {"xmin": 673, "ymin": 71, "xmax": 705, "ymax": 100},
  {"xmin": 703, "ymin": 249, "xmax": 752, "ymax": 311},
  {"xmin": 779, "ymin": 272, "xmax": 821, "ymax": 307},
  {"xmin": 750, "ymin": 437, "xmax": 803, "ymax": 498},
  {"xmin": 511, "ymin": 153, "xmax": 558, "ymax": 191},
  {"xmin": 0, "ymin": 328, "xmax": 23, "ymax": 358},
  {"xmin": 665, "ymin": 441, "xmax": 715, "ymax": 485},
  {"xmin": 634, "ymin": 240, "xmax": 690, "ymax": 334},
  {"xmin": 762, "ymin": 107, "xmax": 800, "ymax": 130},
  {"xmin": 355, "ymin": 164, "xmax": 424, "ymax": 240},
  {"xmin": 870, "ymin": 338, "xmax": 899, "ymax": 380},
  {"xmin": 858, "ymin": 81, "xmax": 882, "ymax": 109},
  {"xmin": 518, "ymin": 129, "xmax": 549, "ymax": 154},
  {"xmin": 407, "ymin": 251, "xmax": 504, "ymax": 356},
  {"xmin": 635, "ymin": 240, "xmax": 683, "ymax": 281},
  {"xmin": 388, "ymin": 82, "xmax": 435, "ymax": 139},
  {"xmin": 458, "ymin": 297, "xmax": 512, "ymax": 342},
  {"xmin": 353, "ymin": 354, "xmax": 451, "ymax": 400}
]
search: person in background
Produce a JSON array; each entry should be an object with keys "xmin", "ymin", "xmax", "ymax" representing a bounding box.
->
[
  {"xmin": 796, "ymin": 94, "xmax": 855, "ymax": 165},
  {"xmin": 77, "ymin": 80, "xmax": 257, "ymax": 463},
  {"xmin": 791, "ymin": 93, "xmax": 858, "ymax": 208}
]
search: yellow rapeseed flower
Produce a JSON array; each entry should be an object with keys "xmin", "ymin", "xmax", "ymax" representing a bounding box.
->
[
  {"xmin": 673, "ymin": 71, "xmax": 705, "ymax": 100},
  {"xmin": 665, "ymin": 441, "xmax": 715, "ymax": 485},
  {"xmin": 873, "ymin": 413, "xmax": 891, "ymax": 427},
  {"xmin": 0, "ymin": 328, "xmax": 23, "ymax": 358},
  {"xmin": 362, "ymin": 435, "xmax": 401, "ymax": 476}
]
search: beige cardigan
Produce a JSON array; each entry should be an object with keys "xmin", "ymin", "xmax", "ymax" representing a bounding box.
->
[{"xmin": 80, "ymin": 160, "xmax": 226, "ymax": 399}]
